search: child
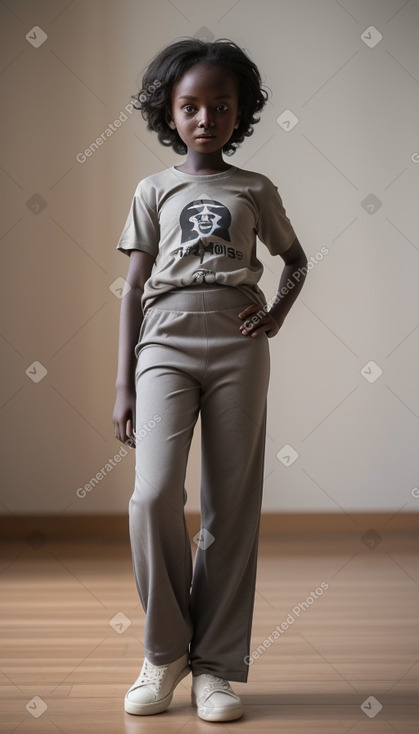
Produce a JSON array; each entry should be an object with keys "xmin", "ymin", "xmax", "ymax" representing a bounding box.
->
[{"xmin": 112, "ymin": 37, "xmax": 308, "ymax": 723}]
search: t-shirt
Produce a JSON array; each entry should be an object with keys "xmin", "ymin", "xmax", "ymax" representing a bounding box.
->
[{"xmin": 116, "ymin": 165, "xmax": 296, "ymax": 311}]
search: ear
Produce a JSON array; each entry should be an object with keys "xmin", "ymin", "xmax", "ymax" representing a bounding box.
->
[{"xmin": 168, "ymin": 121, "xmax": 176, "ymax": 130}]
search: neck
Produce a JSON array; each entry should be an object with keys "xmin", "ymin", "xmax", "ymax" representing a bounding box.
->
[{"xmin": 175, "ymin": 149, "xmax": 231, "ymax": 175}]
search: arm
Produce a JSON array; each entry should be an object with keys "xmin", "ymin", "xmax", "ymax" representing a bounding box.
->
[
  {"xmin": 239, "ymin": 236, "xmax": 308, "ymax": 338},
  {"xmin": 112, "ymin": 250, "xmax": 155, "ymax": 443}
]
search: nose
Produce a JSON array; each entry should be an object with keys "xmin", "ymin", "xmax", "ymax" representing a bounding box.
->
[{"xmin": 198, "ymin": 108, "xmax": 214, "ymax": 128}]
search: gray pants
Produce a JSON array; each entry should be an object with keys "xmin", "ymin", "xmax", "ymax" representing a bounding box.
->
[{"xmin": 130, "ymin": 285, "xmax": 270, "ymax": 682}]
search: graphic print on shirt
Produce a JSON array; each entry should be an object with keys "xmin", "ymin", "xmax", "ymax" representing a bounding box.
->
[
  {"xmin": 180, "ymin": 197, "xmax": 231, "ymax": 244},
  {"xmin": 171, "ymin": 194, "xmax": 243, "ymax": 284}
]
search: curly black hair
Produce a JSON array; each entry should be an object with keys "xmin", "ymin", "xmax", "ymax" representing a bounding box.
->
[{"xmin": 132, "ymin": 37, "xmax": 269, "ymax": 156}]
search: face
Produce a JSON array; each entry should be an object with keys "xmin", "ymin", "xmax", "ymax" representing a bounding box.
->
[
  {"xmin": 169, "ymin": 62, "xmax": 241, "ymax": 154},
  {"xmin": 190, "ymin": 202, "xmax": 222, "ymax": 235},
  {"xmin": 180, "ymin": 199, "xmax": 231, "ymax": 239}
]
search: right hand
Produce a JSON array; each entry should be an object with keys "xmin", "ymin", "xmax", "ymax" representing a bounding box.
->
[{"xmin": 112, "ymin": 386, "xmax": 136, "ymax": 445}]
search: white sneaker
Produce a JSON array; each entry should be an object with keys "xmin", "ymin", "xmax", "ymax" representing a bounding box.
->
[
  {"xmin": 124, "ymin": 653, "xmax": 190, "ymax": 715},
  {"xmin": 191, "ymin": 674, "xmax": 244, "ymax": 722}
]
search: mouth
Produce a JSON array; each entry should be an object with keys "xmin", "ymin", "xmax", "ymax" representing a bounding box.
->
[{"xmin": 195, "ymin": 135, "xmax": 216, "ymax": 141}]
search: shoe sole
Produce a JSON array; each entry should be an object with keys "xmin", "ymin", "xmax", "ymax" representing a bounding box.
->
[
  {"xmin": 191, "ymin": 691, "xmax": 244, "ymax": 722},
  {"xmin": 124, "ymin": 665, "xmax": 190, "ymax": 715}
]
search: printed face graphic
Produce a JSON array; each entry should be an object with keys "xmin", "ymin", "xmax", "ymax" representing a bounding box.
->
[
  {"xmin": 180, "ymin": 198, "xmax": 231, "ymax": 243},
  {"xmin": 191, "ymin": 202, "xmax": 223, "ymax": 235}
]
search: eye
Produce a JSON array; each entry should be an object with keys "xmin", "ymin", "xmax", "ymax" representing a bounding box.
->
[
  {"xmin": 182, "ymin": 105, "xmax": 196, "ymax": 114},
  {"xmin": 216, "ymin": 104, "xmax": 228, "ymax": 112}
]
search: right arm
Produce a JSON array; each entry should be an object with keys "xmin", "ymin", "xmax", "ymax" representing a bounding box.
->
[{"xmin": 112, "ymin": 250, "xmax": 155, "ymax": 444}]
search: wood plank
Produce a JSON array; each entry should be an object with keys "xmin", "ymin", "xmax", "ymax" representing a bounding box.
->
[{"xmin": 1, "ymin": 535, "xmax": 418, "ymax": 732}]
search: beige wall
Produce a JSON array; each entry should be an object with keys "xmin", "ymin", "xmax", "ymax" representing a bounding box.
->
[{"xmin": 1, "ymin": 0, "xmax": 418, "ymax": 516}]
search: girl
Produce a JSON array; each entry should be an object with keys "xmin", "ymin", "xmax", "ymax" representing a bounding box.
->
[{"xmin": 112, "ymin": 38, "xmax": 307, "ymax": 723}]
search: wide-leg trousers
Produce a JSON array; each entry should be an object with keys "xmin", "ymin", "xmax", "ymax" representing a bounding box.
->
[{"xmin": 129, "ymin": 285, "xmax": 270, "ymax": 682}]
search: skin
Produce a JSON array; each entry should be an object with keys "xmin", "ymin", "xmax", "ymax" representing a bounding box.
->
[
  {"xmin": 113, "ymin": 61, "xmax": 308, "ymax": 444},
  {"xmin": 168, "ymin": 61, "xmax": 241, "ymax": 175}
]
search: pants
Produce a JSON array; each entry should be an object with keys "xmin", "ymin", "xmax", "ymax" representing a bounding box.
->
[{"xmin": 129, "ymin": 285, "xmax": 270, "ymax": 682}]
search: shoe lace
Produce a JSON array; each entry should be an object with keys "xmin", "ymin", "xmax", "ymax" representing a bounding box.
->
[
  {"xmin": 138, "ymin": 659, "xmax": 168, "ymax": 692},
  {"xmin": 202, "ymin": 675, "xmax": 231, "ymax": 697}
]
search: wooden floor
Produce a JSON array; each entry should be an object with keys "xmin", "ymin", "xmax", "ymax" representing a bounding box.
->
[{"xmin": 1, "ymin": 533, "xmax": 419, "ymax": 733}]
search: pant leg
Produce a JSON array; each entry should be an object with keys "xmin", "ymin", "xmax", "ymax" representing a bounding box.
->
[
  {"xmin": 189, "ymin": 301, "xmax": 270, "ymax": 682},
  {"xmin": 129, "ymin": 309, "xmax": 201, "ymax": 665},
  {"xmin": 129, "ymin": 288, "xmax": 270, "ymax": 678}
]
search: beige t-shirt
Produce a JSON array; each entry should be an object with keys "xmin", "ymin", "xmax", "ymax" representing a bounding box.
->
[{"xmin": 116, "ymin": 165, "xmax": 296, "ymax": 311}]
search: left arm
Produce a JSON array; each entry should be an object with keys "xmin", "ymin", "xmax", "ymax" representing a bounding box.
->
[{"xmin": 239, "ymin": 236, "xmax": 308, "ymax": 338}]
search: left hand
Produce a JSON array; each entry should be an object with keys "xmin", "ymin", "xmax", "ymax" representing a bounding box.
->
[{"xmin": 238, "ymin": 304, "xmax": 283, "ymax": 338}]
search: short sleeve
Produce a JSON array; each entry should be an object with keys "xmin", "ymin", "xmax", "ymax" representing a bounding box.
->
[
  {"xmin": 116, "ymin": 185, "xmax": 160, "ymax": 258},
  {"xmin": 256, "ymin": 186, "xmax": 296, "ymax": 256}
]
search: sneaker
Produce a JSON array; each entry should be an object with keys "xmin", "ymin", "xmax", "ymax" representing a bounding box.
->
[
  {"xmin": 191, "ymin": 673, "xmax": 244, "ymax": 722},
  {"xmin": 124, "ymin": 653, "xmax": 190, "ymax": 715}
]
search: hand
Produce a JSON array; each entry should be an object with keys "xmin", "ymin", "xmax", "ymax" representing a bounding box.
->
[
  {"xmin": 112, "ymin": 386, "xmax": 136, "ymax": 445},
  {"xmin": 238, "ymin": 304, "xmax": 283, "ymax": 338}
]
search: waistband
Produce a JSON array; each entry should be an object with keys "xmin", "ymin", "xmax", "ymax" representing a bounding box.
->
[{"xmin": 146, "ymin": 285, "xmax": 254, "ymax": 313}]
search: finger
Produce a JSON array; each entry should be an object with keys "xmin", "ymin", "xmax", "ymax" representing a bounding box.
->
[
  {"xmin": 241, "ymin": 320, "xmax": 266, "ymax": 337},
  {"xmin": 246, "ymin": 317, "xmax": 279, "ymax": 338},
  {"xmin": 120, "ymin": 418, "xmax": 134, "ymax": 446},
  {"xmin": 126, "ymin": 417, "xmax": 133, "ymax": 439},
  {"xmin": 125, "ymin": 433, "xmax": 136, "ymax": 448},
  {"xmin": 240, "ymin": 320, "xmax": 258, "ymax": 335},
  {"xmin": 240, "ymin": 314, "xmax": 265, "ymax": 334},
  {"xmin": 249, "ymin": 324, "xmax": 268, "ymax": 337},
  {"xmin": 115, "ymin": 421, "xmax": 133, "ymax": 445},
  {"xmin": 238, "ymin": 304, "xmax": 260, "ymax": 319}
]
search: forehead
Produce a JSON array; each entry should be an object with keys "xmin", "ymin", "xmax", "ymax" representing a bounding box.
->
[{"xmin": 172, "ymin": 61, "xmax": 238, "ymax": 99}]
